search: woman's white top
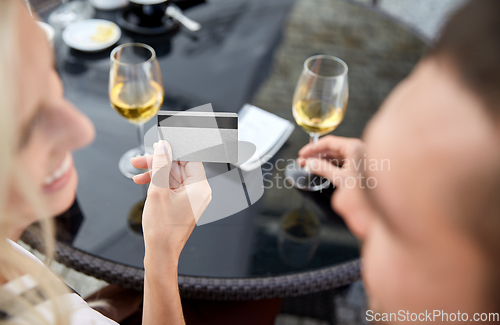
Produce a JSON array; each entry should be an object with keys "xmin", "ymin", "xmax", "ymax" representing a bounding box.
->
[{"xmin": 3, "ymin": 240, "xmax": 118, "ymax": 324}]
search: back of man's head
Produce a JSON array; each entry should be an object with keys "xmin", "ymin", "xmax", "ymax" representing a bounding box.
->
[{"xmin": 432, "ymin": 0, "xmax": 500, "ymax": 307}]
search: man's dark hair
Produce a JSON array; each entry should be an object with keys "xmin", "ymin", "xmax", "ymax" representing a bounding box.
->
[
  {"xmin": 432, "ymin": 0, "xmax": 500, "ymax": 309},
  {"xmin": 433, "ymin": 0, "xmax": 500, "ymax": 115}
]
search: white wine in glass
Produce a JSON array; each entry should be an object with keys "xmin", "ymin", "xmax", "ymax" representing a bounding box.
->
[
  {"xmin": 109, "ymin": 43, "xmax": 164, "ymax": 178},
  {"xmin": 293, "ymin": 99, "xmax": 346, "ymax": 135},
  {"xmin": 286, "ymin": 55, "xmax": 348, "ymax": 191},
  {"xmin": 110, "ymin": 80, "xmax": 163, "ymax": 123}
]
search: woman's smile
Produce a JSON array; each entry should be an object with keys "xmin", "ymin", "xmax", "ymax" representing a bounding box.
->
[{"xmin": 42, "ymin": 153, "xmax": 74, "ymax": 193}]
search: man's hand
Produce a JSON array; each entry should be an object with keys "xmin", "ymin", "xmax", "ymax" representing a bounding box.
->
[
  {"xmin": 298, "ymin": 135, "xmax": 365, "ymax": 187},
  {"xmin": 298, "ymin": 135, "xmax": 370, "ymax": 238}
]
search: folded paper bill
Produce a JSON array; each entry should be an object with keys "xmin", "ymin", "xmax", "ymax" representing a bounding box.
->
[
  {"xmin": 235, "ymin": 104, "xmax": 295, "ymax": 172},
  {"xmin": 157, "ymin": 111, "xmax": 238, "ymax": 163}
]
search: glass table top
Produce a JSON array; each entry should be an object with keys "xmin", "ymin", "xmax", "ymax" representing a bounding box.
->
[{"xmin": 46, "ymin": 0, "xmax": 426, "ymax": 279}]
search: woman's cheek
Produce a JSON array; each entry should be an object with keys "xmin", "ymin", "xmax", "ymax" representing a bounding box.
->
[
  {"xmin": 44, "ymin": 167, "xmax": 78, "ymax": 215},
  {"xmin": 16, "ymin": 136, "xmax": 77, "ymax": 218},
  {"xmin": 19, "ymin": 143, "xmax": 48, "ymax": 194},
  {"xmin": 5, "ymin": 145, "xmax": 48, "ymax": 226}
]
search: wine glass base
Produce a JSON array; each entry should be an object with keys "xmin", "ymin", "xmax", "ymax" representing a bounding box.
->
[
  {"xmin": 284, "ymin": 160, "xmax": 331, "ymax": 192},
  {"xmin": 128, "ymin": 199, "xmax": 145, "ymax": 234},
  {"xmin": 118, "ymin": 147, "xmax": 152, "ymax": 179}
]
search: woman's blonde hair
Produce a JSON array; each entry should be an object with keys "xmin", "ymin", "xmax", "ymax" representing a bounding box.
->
[{"xmin": 0, "ymin": 1, "xmax": 72, "ymax": 324}]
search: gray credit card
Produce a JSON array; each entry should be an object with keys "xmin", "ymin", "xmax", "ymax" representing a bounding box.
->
[{"xmin": 157, "ymin": 111, "xmax": 238, "ymax": 163}]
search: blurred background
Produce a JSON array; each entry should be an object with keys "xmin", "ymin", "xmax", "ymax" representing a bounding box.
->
[{"xmin": 31, "ymin": 0, "xmax": 465, "ymax": 41}]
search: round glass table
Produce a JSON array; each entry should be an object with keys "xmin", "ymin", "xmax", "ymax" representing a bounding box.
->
[{"xmin": 24, "ymin": 0, "xmax": 426, "ymax": 299}]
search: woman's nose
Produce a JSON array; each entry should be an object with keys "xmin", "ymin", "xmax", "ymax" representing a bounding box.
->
[{"xmin": 52, "ymin": 101, "xmax": 95, "ymax": 152}]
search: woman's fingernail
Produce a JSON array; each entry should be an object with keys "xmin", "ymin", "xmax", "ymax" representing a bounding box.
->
[
  {"xmin": 156, "ymin": 140, "xmax": 167, "ymax": 154},
  {"xmin": 153, "ymin": 142, "xmax": 158, "ymax": 150}
]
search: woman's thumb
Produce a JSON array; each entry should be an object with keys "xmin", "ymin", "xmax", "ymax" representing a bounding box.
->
[{"xmin": 150, "ymin": 140, "xmax": 172, "ymax": 189}]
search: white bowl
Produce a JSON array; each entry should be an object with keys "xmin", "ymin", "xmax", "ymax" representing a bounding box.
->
[
  {"xmin": 62, "ymin": 19, "xmax": 121, "ymax": 52},
  {"xmin": 89, "ymin": 0, "xmax": 128, "ymax": 10}
]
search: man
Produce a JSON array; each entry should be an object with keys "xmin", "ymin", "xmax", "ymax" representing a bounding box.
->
[{"xmin": 298, "ymin": 0, "xmax": 500, "ymax": 322}]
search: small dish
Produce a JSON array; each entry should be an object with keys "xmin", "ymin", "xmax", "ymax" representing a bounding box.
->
[
  {"xmin": 117, "ymin": 9, "xmax": 178, "ymax": 35},
  {"xmin": 63, "ymin": 19, "xmax": 121, "ymax": 52}
]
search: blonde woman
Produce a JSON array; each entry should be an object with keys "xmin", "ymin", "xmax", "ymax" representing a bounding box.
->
[{"xmin": 0, "ymin": 0, "xmax": 212, "ymax": 324}]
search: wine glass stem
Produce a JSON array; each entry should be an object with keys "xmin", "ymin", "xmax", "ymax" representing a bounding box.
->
[
  {"xmin": 309, "ymin": 133, "xmax": 319, "ymax": 147},
  {"xmin": 136, "ymin": 123, "xmax": 145, "ymax": 156},
  {"xmin": 303, "ymin": 133, "xmax": 320, "ymax": 173}
]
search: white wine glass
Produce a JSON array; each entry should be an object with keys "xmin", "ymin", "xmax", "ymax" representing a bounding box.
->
[
  {"xmin": 285, "ymin": 55, "xmax": 348, "ymax": 191},
  {"xmin": 109, "ymin": 43, "xmax": 164, "ymax": 179}
]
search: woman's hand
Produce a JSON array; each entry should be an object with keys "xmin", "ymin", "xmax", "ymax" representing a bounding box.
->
[
  {"xmin": 131, "ymin": 140, "xmax": 211, "ymax": 325},
  {"xmin": 130, "ymin": 140, "xmax": 212, "ymax": 262}
]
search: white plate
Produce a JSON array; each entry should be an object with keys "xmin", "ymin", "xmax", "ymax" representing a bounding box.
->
[{"xmin": 63, "ymin": 19, "xmax": 121, "ymax": 52}]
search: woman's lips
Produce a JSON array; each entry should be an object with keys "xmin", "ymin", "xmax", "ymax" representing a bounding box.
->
[{"xmin": 42, "ymin": 154, "xmax": 74, "ymax": 193}]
